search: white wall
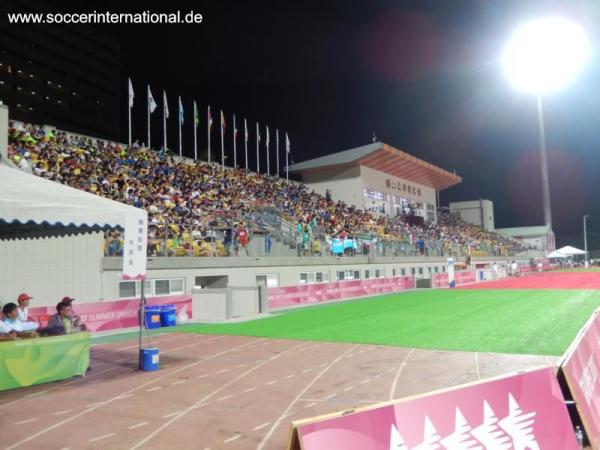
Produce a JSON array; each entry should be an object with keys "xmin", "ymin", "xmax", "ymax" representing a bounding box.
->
[
  {"xmin": 0, "ymin": 232, "xmax": 104, "ymax": 307},
  {"xmin": 450, "ymin": 200, "xmax": 495, "ymax": 231},
  {"xmin": 301, "ymin": 166, "xmax": 362, "ymax": 207}
]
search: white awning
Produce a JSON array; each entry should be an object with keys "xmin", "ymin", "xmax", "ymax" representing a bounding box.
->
[
  {"xmin": 555, "ymin": 245, "xmax": 586, "ymax": 256},
  {"xmin": 0, "ymin": 165, "xmax": 147, "ymax": 278}
]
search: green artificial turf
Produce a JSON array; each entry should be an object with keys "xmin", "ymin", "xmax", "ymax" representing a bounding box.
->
[{"xmin": 179, "ymin": 289, "xmax": 600, "ymax": 356}]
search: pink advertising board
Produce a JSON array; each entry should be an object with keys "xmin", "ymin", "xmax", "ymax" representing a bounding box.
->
[
  {"xmin": 27, "ymin": 295, "xmax": 192, "ymax": 332},
  {"xmin": 432, "ymin": 270, "xmax": 476, "ymax": 288},
  {"xmin": 268, "ymin": 276, "xmax": 414, "ymax": 310},
  {"xmin": 290, "ymin": 367, "xmax": 577, "ymax": 450},
  {"xmin": 560, "ymin": 308, "xmax": 600, "ymax": 450}
]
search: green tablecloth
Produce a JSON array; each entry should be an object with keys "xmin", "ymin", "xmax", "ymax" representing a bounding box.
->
[{"xmin": 0, "ymin": 332, "xmax": 90, "ymax": 391}]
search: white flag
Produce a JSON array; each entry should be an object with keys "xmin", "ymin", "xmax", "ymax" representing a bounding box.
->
[
  {"xmin": 128, "ymin": 78, "xmax": 134, "ymax": 108},
  {"xmin": 147, "ymin": 86, "xmax": 157, "ymax": 113},
  {"xmin": 244, "ymin": 118, "xmax": 248, "ymax": 142},
  {"xmin": 266, "ymin": 126, "xmax": 270, "ymax": 147},
  {"xmin": 286, "ymin": 132, "xmax": 291, "ymax": 153},
  {"xmin": 257, "ymin": 122, "xmax": 261, "ymax": 142},
  {"xmin": 163, "ymin": 91, "xmax": 169, "ymax": 119}
]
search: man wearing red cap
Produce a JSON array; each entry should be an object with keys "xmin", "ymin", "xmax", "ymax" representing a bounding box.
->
[
  {"xmin": 60, "ymin": 296, "xmax": 86, "ymax": 330},
  {"xmin": 16, "ymin": 293, "xmax": 39, "ymax": 331}
]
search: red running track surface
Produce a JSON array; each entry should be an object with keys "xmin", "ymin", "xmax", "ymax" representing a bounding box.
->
[{"xmin": 459, "ymin": 271, "xmax": 600, "ymax": 290}]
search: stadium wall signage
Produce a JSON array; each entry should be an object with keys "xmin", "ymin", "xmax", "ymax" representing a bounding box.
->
[
  {"xmin": 288, "ymin": 367, "xmax": 578, "ymax": 450},
  {"xmin": 559, "ymin": 308, "xmax": 600, "ymax": 450},
  {"xmin": 268, "ymin": 276, "xmax": 414, "ymax": 310},
  {"xmin": 27, "ymin": 295, "xmax": 192, "ymax": 332}
]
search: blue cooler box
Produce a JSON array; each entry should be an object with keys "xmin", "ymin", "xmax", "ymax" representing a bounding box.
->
[
  {"xmin": 139, "ymin": 347, "xmax": 160, "ymax": 371},
  {"xmin": 160, "ymin": 304, "xmax": 177, "ymax": 327},
  {"xmin": 144, "ymin": 305, "xmax": 162, "ymax": 329}
]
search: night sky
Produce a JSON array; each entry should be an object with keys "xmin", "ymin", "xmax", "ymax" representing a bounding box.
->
[{"xmin": 52, "ymin": 0, "xmax": 600, "ymax": 246}]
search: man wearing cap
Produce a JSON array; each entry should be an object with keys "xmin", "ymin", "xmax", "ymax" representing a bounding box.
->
[
  {"xmin": 60, "ymin": 296, "xmax": 86, "ymax": 330},
  {"xmin": 16, "ymin": 293, "xmax": 39, "ymax": 330}
]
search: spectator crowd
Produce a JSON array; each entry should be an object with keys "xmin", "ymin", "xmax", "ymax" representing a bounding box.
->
[{"xmin": 7, "ymin": 122, "xmax": 526, "ymax": 258}]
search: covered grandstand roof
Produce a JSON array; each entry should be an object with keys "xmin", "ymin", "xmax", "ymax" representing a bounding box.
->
[
  {"xmin": 496, "ymin": 225, "xmax": 551, "ymax": 237},
  {"xmin": 288, "ymin": 142, "xmax": 462, "ymax": 190}
]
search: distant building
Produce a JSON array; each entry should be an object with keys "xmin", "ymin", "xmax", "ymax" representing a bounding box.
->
[
  {"xmin": 288, "ymin": 142, "xmax": 461, "ymax": 223},
  {"xmin": 449, "ymin": 200, "xmax": 495, "ymax": 231},
  {"xmin": 0, "ymin": 0, "xmax": 121, "ymax": 139},
  {"xmin": 495, "ymin": 225, "xmax": 556, "ymax": 254}
]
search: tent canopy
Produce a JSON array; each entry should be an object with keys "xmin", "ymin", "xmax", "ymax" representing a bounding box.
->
[
  {"xmin": 0, "ymin": 165, "xmax": 147, "ymax": 278},
  {"xmin": 548, "ymin": 245, "xmax": 586, "ymax": 258},
  {"xmin": 0, "ymin": 164, "xmax": 138, "ymax": 230}
]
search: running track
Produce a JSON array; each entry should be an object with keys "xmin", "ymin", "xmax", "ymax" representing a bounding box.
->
[
  {"xmin": 0, "ymin": 333, "xmax": 557, "ymax": 450},
  {"xmin": 460, "ymin": 271, "xmax": 600, "ymax": 290}
]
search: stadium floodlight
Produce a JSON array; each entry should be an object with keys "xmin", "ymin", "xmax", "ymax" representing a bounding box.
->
[
  {"xmin": 501, "ymin": 17, "xmax": 591, "ymax": 232},
  {"xmin": 501, "ymin": 17, "xmax": 591, "ymax": 94}
]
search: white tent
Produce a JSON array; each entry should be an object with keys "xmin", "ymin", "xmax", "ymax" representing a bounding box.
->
[
  {"xmin": 0, "ymin": 165, "xmax": 147, "ymax": 278},
  {"xmin": 548, "ymin": 245, "xmax": 586, "ymax": 258}
]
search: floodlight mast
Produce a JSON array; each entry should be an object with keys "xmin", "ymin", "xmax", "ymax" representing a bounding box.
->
[{"xmin": 501, "ymin": 17, "xmax": 591, "ymax": 231}]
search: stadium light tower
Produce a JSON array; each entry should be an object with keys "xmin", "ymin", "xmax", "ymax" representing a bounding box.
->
[{"xmin": 501, "ymin": 17, "xmax": 591, "ymax": 229}]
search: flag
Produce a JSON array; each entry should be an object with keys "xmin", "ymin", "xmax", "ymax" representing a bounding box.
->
[
  {"xmin": 147, "ymin": 86, "xmax": 157, "ymax": 113},
  {"xmin": 220, "ymin": 110, "xmax": 226, "ymax": 130},
  {"xmin": 234, "ymin": 114, "xmax": 238, "ymax": 138},
  {"xmin": 178, "ymin": 96, "xmax": 184, "ymax": 124},
  {"xmin": 128, "ymin": 78, "xmax": 134, "ymax": 108},
  {"xmin": 286, "ymin": 132, "xmax": 291, "ymax": 153},
  {"xmin": 257, "ymin": 122, "xmax": 261, "ymax": 142},
  {"xmin": 266, "ymin": 126, "xmax": 270, "ymax": 147},
  {"xmin": 163, "ymin": 91, "xmax": 169, "ymax": 118},
  {"xmin": 208, "ymin": 106, "xmax": 213, "ymax": 128},
  {"xmin": 244, "ymin": 118, "xmax": 248, "ymax": 142},
  {"xmin": 194, "ymin": 101, "xmax": 199, "ymax": 128}
]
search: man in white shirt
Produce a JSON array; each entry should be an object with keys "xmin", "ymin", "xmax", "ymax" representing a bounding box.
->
[{"xmin": 16, "ymin": 293, "xmax": 39, "ymax": 331}]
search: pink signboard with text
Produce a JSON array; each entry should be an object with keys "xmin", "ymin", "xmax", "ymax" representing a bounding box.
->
[
  {"xmin": 432, "ymin": 270, "xmax": 476, "ymax": 288},
  {"xmin": 269, "ymin": 276, "xmax": 414, "ymax": 310},
  {"xmin": 28, "ymin": 295, "xmax": 192, "ymax": 332},
  {"xmin": 291, "ymin": 367, "xmax": 577, "ymax": 450},
  {"xmin": 560, "ymin": 309, "xmax": 600, "ymax": 450}
]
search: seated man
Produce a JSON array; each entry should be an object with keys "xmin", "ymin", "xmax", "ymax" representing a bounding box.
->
[
  {"xmin": 60, "ymin": 296, "xmax": 86, "ymax": 330},
  {"xmin": 46, "ymin": 301, "xmax": 86, "ymax": 334},
  {"xmin": 0, "ymin": 317, "xmax": 17, "ymax": 341},
  {"xmin": 2, "ymin": 303, "xmax": 37, "ymax": 338},
  {"xmin": 16, "ymin": 293, "xmax": 39, "ymax": 331}
]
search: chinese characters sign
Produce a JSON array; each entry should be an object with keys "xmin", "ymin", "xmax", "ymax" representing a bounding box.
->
[{"xmin": 385, "ymin": 178, "xmax": 422, "ymax": 198}]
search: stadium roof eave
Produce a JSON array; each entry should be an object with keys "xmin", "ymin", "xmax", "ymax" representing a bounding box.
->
[{"xmin": 289, "ymin": 142, "xmax": 462, "ymax": 191}]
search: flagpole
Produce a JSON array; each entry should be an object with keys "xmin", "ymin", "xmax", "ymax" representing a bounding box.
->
[
  {"xmin": 266, "ymin": 126, "xmax": 270, "ymax": 175},
  {"xmin": 193, "ymin": 102, "xmax": 197, "ymax": 161},
  {"xmin": 244, "ymin": 118, "xmax": 248, "ymax": 171},
  {"xmin": 220, "ymin": 110, "xmax": 225, "ymax": 168},
  {"xmin": 256, "ymin": 122, "xmax": 260, "ymax": 173},
  {"xmin": 128, "ymin": 101, "xmax": 132, "ymax": 147},
  {"xmin": 147, "ymin": 86, "xmax": 151, "ymax": 148},
  {"xmin": 233, "ymin": 114, "xmax": 237, "ymax": 169},
  {"xmin": 207, "ymin": 106, "xmax": 211, "ymax": 164},
  {"xmin": 285, "ymin": 132, "xmax": 289, "ymax": 182},
  {"xmin": 163, "ymin": 91, "xmax": 167, "ymax": 152},
  {"xmin": 178, "ymin": 97, "xmax": 182, "ymax": 158},
  {"xmin": 276, "ymin": 129, "xmax": 280, "ymax": 177}
]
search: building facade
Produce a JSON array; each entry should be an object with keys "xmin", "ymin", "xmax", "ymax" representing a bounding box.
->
[
  {"xmin": 0, "ymin": 0, "xmax": 120, "ymax": 139},
  {"xmin": 289, "ymin": 142, "xmax": 461, "ymax": 222},
  {"xmin": 449, "ymin": 200, "xmax": 495, "ymax": 231}
]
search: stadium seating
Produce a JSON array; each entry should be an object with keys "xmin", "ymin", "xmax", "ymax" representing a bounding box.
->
[{"xmin": 7, "ymin": 122, "xmax": 526, "ymax": 257}]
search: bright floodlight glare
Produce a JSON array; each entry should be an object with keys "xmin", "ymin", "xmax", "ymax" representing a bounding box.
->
[{"xmin": 502, "ymin": 17, "xmax": 591, "ymax": 94}]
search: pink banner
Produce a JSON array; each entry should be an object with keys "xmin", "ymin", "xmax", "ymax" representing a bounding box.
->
[
  {"xmin": 269, "ymin": 276, "xmax": 414, "ymax": 310},
  {"xmin": 27, "ymin": 295, "xmax": 192, "ymax": 332},
  {"xmin": 432, "ymin": 270, "xmax": 476, "ymax": 288},
  {"xmin": 293, "ymin": 367, "xmax": 577, "ymax": 450},
  {"xmin": 560, "ymin": 309, "xmax": 600, "ymax": 450}
]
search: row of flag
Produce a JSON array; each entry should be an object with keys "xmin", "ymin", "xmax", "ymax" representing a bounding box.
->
[{"xmin": 128, "ymin": 78, "xmax": 291, "ymax": 179}]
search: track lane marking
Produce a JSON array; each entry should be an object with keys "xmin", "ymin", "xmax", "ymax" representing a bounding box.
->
[{"xmin": 389, "ymin": 348, "xmax": 416, "ymax": 400}]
